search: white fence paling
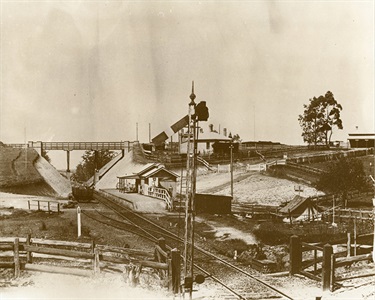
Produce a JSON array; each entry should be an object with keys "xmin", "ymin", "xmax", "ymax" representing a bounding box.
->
[
  {"xmin": 217, "ymin": 164, "xmax": 230, "ymax": 173},
  {"xmin": 146, "ymin": 186, "xmax": 172, "ymax": 210},
  {"xmin": 245, "ymin": 159, "xmax": 286, "ymax": 172}
]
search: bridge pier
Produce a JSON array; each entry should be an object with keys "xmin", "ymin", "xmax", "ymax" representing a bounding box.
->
[
  {"xmin": 93, "ymin": 151, "xmax": 98, "ymax": 187},
  {"xmin": 66, "ymin": 150, "xmax": 71, "ymax": 180}
]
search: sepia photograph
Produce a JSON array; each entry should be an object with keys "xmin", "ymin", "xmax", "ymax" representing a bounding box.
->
[{"xmin": 0, "ymin": 1, "xmax": 374, "ymax": 299}]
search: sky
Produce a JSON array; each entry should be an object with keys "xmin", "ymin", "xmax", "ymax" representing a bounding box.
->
[{"xmin": 1, "ymin": 1, "xmax": 374, "ymax": 169}]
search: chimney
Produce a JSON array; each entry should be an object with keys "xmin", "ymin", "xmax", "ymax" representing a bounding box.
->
[
  {"xmin": 209, "ymin": 124, "xmax": 214, "ymax": 132},
  {"xmin": 223, "ymin": 128, "xmax": 227, "ymax": 137}
]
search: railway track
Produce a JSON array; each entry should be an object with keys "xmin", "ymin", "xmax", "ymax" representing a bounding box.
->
[{"xmin": 91, "ymin": 190, "xmax": 294, "ymax": 300}]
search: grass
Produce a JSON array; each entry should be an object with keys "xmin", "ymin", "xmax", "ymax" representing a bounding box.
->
[
  {"xmin": 0, "ymin": 147, "xmax": 44, "ymax": 187},
  {"xmin": 252, "ymin": 218, "xmax": 373, "ymax": 245}
]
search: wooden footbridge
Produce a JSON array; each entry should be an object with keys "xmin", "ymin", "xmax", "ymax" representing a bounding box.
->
[
  {"xmin": 7, "ymin": 141, "xmax": 135, "ymax": 151},
  {"xmin": 6, "ymin": 140, "xmax": 136, "ymax": 178}
]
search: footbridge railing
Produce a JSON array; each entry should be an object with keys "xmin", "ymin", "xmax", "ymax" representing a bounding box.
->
[{"xmin": 6, "ymin": 141, "xmax": 136, "ymax": 151}]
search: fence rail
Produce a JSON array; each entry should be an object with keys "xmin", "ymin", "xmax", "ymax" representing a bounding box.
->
[
  {"xmin": 231, "ymin": 203, "xmax": 279, "ymax": 217},
  {"xmin": 27, "ymin": 200, "xmax": 61, "ymax": 213},
  {"xmin": 290, "ymin": 235, "xmax": 374, "ymax": 292},
  {"xmin": 146, "ymin": 187, "xmax": 173, "ymax": 211},
  {"xmin": 0, "ymin": 235, "xmax": 180, "ymax": 292}
]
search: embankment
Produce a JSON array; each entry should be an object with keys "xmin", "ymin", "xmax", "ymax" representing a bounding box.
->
[{"xmin": 0, "ymin": 145, "xmax": 71, "ymax": 198}]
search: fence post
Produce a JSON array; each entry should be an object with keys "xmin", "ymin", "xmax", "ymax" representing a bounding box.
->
[
  {"xmin": 330, "ymin": 254, "xmax": 336, "ymax": 292},
  {"xmin": 37, "ymin": 201, "xmax": 40, "ymax": 211},
  {"xmin": 26, "ymin": 233, "xmax": 32, "ymax": 263},
  {"xmin": 28, "ymin": 200, "xmax": 30, "ymax": 210},
  {"xmin": 93, "ymin": 247, "xmax": 100, "ymax": 276},
  {"xmin": 14, "ymin": 238, "xmax": 20, "ymax": 278},
  {"xmin": 322, "ymin": 244, "xmax": 333, "ymax": 291},
  {"xmin": 91, "ymin": 240, "xmax": 96, "ymax": 271},
  {"xmin": 171, "ymin": 249, "xmax": 181, "ymax": 294},
  {"xmin": 289, "ymin": 235, "xmax": 301, "ymax": 275},
  {"xmin": 313, "ymin": 249, "xmax": 317, "ymax": 274},
  {"xmin": 167, "ymin": 256, "xmax": 173, "ymax": 292},
  {"xmin": 158, "ymin": 238, "xmax": 166, "ymax": 252},
  {"xmin": 347, "ymin": 232, "xmax": 351, "ymax": 257}
]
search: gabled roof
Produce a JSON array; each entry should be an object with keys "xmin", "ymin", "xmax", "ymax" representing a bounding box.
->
[
  {"xmin": 137, "ymin": 163, "xmax": 163, "ymax": 176},
  {"xmin": 117, "ymin": 163, "xmax": 179, "ymax": 180},
  {"xmin": 279, "ymin": 195, "xmax": 310, "ymax": 214},
  {"xmin": 141, "ymin": 167, "xmax": 179, "ymax": 179}
]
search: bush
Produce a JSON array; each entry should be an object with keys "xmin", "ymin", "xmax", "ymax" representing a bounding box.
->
[
  {"xmin": 212, "ymin": 238, "xmax": 250, "ymax": 257},
  {"xmin": 40, "ymin": 221, "xmax": 47, "ymax": 231},
  {"xmin": 253, "ymin": 220, "xmax": 362, "ymax": 245},
  {"xmin": 253, "ymin": 221, "xmax": 290, "ymax": 245}
]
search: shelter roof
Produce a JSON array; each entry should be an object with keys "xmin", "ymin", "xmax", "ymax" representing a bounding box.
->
[
  {"xmin": 137, "ymin": 163, "xmax": 163, "ymax": 176},
  {"xmin": 117, "ymin": 174, "xmax": 140, "ymax": 180},
  {"xmin": 140, "ymin": 167, "xmax": 179, "ymax": 179},
  {"xmin": 348, "ymin": 133, "xmax": 375, "ymax": 140},
  {"xmin": 279, "ymin": 195, "xmax": 310, "ymax": 214}
]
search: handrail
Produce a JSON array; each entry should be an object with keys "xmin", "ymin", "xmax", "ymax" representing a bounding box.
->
[
  {"xmin": 146, "ymin": 187, "xmax": 173, "ymax": 210},
  {"xmin": 196, "ymin": 156, "xmax": 214, "ymax": 170}
]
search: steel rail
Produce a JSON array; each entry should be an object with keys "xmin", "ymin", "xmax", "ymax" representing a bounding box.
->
[
  {"xmin": 93, "ymin": 191, "xmax": 293, "ymax": 299},
  {"xmin": 88, "ymin": 208, "xmax": 181, "ymax": 242},
  {"xmin": 80, "ymin": 209, "xmax": 156, "ymax": 243},
  {"xmin": 93, "ymin": 192, "xmax": 247, "ymax": 300}
]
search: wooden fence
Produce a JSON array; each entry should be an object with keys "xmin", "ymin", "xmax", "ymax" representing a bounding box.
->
[
  {"xmin": 322, "ymin": 207, "xmax": 373, "ymax": 223},
  {"xmin": 286, "ymin": 148, "xmax": 373, "ymax": 165},
  {"xmin": 28, "ymin": 200, "xmax": 61, "ymax": 213},
  {"xmin": 289, "ymin": 235, "xmax": 374, "ymax": 292},
  {"xmin": 231, "ymin": 203, "xmax": 279, "ymax": 218},
  {"xmin": 0, "ymin": 235, "xmax": 180, "ymax": 293}
]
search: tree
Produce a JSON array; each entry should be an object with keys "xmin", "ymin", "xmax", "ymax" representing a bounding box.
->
[
  {"xmin": 72, "ymin": 150, "xmax": 116, "ymax": 182},
  {"xmin": 41, "ymin": 149, "xmax": 51, "ymax": 163},
  {"xmin": 231, "ymin": 134, "xmax": 242, "ymax": 143},
  {"xmin": 298, "ymin": 91, "xmax": 343, "ymax": 148},
  {"xmin": 316, "ymin": 157, "xmax": 369, "ymax": 208}
]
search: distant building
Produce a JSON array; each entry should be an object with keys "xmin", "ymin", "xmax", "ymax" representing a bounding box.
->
[
  {"xmin": 117, "ymin": 163, "xmax": 179, "ymax": 198},
  {"xmin": 179, "ymin": 124, "xmax": 231, "ymax": 155},
  {"xmin": 348, "ymin": 133, "xmax": 375, "ymax": 148},
  {"xmin": 240, "ymin": 141, "xmax": 282, "ymax": 150}
]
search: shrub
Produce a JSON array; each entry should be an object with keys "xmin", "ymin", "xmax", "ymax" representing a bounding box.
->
[
  {"xmin": 212, "ymin": 238, "xmax": 250, "ymax": 257},
  {"xmin": 40, "ymin": 221, "xmax": 47, "ymax": 231}
]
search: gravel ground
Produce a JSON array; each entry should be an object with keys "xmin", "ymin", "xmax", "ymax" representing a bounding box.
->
[
  {"xmin": 196, "ymin": 170, "xmax": 324, "ymax": 205},
  {"xmin": 0, "ymin": 169, "xmax": 374, "ymax": 300}
]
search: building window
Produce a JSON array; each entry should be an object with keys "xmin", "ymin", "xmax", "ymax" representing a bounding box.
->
[{"xmin": 206, "ymin": 142, "xmax": 210, "ymax": 150}]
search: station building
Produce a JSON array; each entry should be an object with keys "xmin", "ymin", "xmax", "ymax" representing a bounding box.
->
[{"xmin": 348, "ymin": 133, "xmax": 375, "ymax": 148}]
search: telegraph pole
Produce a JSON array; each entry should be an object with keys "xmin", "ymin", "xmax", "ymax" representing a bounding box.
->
[
  {"xmin": 230, "ymin": 143, "xmax": 234, "ymax": 197},
  {"xmin": 182, "ymin": 82, "xmax": 209, "ymax": 299},
  {"xmin": 183, "ymin": 82, "xmax": 196, "ymax": 299},
  {"xmin": 136, "ymin": 122, "xmax": 139, "ymax": 141}
]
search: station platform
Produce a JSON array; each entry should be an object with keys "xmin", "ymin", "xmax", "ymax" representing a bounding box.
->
[{"xmin": 100, "ymin": 189, "xmax": 168, "ymax": 214}]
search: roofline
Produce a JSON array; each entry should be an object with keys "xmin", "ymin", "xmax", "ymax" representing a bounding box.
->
[
  {"xmin": 141, "ymin": 167, "xmax": 179, "ymax": 179},
  {"xmin": 348, "ymin": 133, "xmax": 375, "ymax": 136}
]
